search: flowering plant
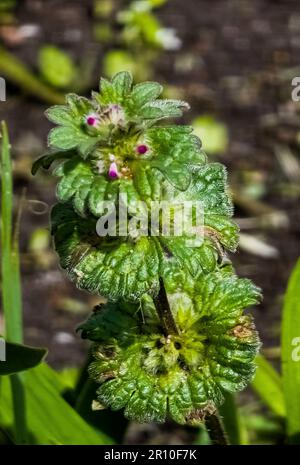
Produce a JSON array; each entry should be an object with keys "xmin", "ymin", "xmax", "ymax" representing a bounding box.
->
[{"xmin": 34, "ymin": 72, "xmax": 260, "ymax": 437}]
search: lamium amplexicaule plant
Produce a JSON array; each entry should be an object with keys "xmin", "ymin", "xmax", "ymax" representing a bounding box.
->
[{"xmin": 33, "ymin": 72, "xmax": 261, "ymax": 443}]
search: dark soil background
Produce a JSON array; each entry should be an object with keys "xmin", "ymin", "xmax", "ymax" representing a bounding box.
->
[{"xmin": 0, "ymin": 0, "xmax": 300, "ymax": 444}]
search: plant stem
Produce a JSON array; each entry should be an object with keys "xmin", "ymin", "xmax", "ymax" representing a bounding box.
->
[
  {"xmin": 153, "ymin": 278, "xmax": 179, "ymax": 335},
  {"xmin": 205, "ymin": 412, "xmax": 229, "ymax": 445},
  {"xmin": 74, "ymin": 352, "xmax": 93, "ymax": 401},
  {"xmin": 75, "ymin": 378, "xmax": 93, "ymax": 416},
  {"xmin": 10, "ymin": 375, "xmax": 27, "ymax": 444},
  {"xmin": 1, "ymin": 121, "xmax": 27, "ymax": 444}
]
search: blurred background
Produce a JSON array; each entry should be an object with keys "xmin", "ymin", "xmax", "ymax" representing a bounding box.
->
[{"xmin": 0, "ymin": 0, "xmax": 300, "ymax": 444}]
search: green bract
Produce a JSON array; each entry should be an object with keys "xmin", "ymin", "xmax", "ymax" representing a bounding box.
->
[
  {"xmin": 79, "ymin": 271, "xmax": 260, "ymax": 424},
  {"xmin": 36, "ymin": 71, "xmax": 260, "ymax": 426}
]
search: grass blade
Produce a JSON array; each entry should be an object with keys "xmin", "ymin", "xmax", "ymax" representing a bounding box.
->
[
  {"xmin": 281, "ymin": 258, "xmax": 300, "ymax": 443},
  {"xmin": 0, "ymin": 364, "xmax": 113, "ymax": 445},
  {"xmin": 0, "ymin": 342, "xmax": 47, "ymax": 375},
  {"xmin": 0, "ymin": 121, "xmax": 23, "ymax": 342},
  {"xmin": 1, "ymin": 121, "xmax": 27, "ymax": 444},
  {"xmin": 219, "ymin": 392, "xmax": 249, "ymax": 445},
  {"xmin": 251, "ymin": 354, "xmax": 286, "ymax": 418}
]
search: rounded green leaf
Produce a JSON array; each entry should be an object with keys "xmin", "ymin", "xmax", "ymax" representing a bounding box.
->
[{"xmin": 79, "ymin": 272, "xmax": 260, "ymax": 424}]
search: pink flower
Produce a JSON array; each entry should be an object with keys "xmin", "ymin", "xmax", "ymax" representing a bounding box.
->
[
  {"xmin": 106, "ymin": 104, "xmax": 125, "ymax": 126},
  {"xmin": 136, "ymin": 144, "xmax": 149, "ymax": 155},
  {"xmin": 86, "ymin": 113, "xmax": 100, "ymax": 126},
  {"xmin": 108, "ymin": 162, "xmax": 119, "ymax": 179}
]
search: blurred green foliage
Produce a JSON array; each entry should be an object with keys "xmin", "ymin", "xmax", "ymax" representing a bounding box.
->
[
  {"xmin": 38, "ymin": 46, "xmax": 77, "ymax": 89},
  {"xmin": 0, "ymin": 0, "xmax": 16, "ymax": 24},
  {"xmin": 192, "ymin": 115, "xmax": 229, "ymax": 156},
  {"xmin": 103, "ymin": 50, "xmax": 150, "ymax": 80}
]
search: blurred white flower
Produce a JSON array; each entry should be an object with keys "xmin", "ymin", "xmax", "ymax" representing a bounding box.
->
[
  {"xmin": 156, "ymin": 28, "xmax": 182, "ymax": 50},
  {"xmin": 53, "ymin": 332, "xmax": 74, "ymax": 345},
  {"xmin": 132, "ymin": 1, "xmax": 151, "ymax": 13}
]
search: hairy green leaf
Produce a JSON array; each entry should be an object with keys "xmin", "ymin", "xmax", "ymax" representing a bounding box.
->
[{"xmin": 79, "ymin": 272, "xmax": 260, "ymax": 424}]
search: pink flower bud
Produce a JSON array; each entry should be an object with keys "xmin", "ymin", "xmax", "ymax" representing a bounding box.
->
[
  {"xmin": 86, "ymin": 113, "xmax": 100, "ymax": 126},
  {"xmin": 108, "ymin": 162, "xmax": 119, "ymax": 179},
  {"xmin": 136, "ymin": 144, "xmax": 149, "ymax": 155}
]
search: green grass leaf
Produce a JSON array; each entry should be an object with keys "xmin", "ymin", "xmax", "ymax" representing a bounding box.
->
[
  {"xmin": 282, "ymin": 258, "xmax": 300, "ymax": 443},
  {"xmin": 1, "ymin": 121, "xmax": 23, "ymax": 344},
  {"xmin": 0, "ymin": 363, "xmax": 114, "ymax": 445},
  {"xmin": 1, "ymin": 121, "xmax": 27, "ymax": 443},
  {"xmin": 219, "ymin": 393, "xmax": 249, "ymax": 445},
  {"xmin": 0, "ymin": 342, "xmax": 47, "ymax": 376},
  {"xmin": 251, "ymin": 354, "xmax": 286, "ymax": 418}
]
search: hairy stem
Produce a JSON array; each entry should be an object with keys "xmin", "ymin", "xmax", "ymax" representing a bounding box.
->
[
  {"xmin": 153, "ymin": 278, "xmax": 179, "ymax": 335},
  {"xmin": 205, "ymin": 412, "xmax": 229, "ymax": 445}
]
